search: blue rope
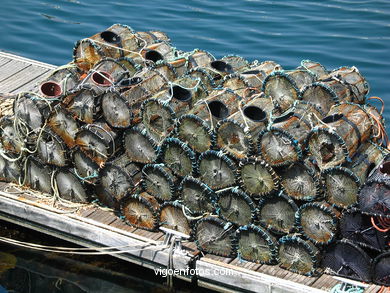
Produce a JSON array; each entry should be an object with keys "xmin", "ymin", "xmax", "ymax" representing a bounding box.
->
[{"xmin": 330, "ymin": 283, "xmax": 365, "ymax": 293}]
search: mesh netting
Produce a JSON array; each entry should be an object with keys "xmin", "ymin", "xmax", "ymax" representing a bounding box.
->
[
  {"xmin": 123, "ymin": 126, "xmax": 158, "ymax": 164},
  {"xmin": 63, "ymin": 86, "xmax": 98, "ymax": 124},
  {"xmin": 101, "ymin": 90, "xmax": 132, "ymax": 128},
  {"xmin": 160, "ymin": 202, "xmax": 191, "ymax": 236},
  {"xmin": 141, "ymin": 164, "xmax": 176, "ymax": 202},
  {"xmin": 36, "ymin": 129, "xmax": 68, "ymax": 167},
  {"xmin": 55, "ymin": 169, "xmax": 89, "ymax": 203},
  {"xmin": 372, "ymin": 252, "xmax": 390, "ymax": 286},
  {"xmin": 24, "ymin": 156, "xmax": 53, "ymax": 195}
]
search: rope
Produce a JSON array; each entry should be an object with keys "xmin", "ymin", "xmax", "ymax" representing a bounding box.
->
[
  {"xmin": 330, "ymin": 283, "xmax": 365, "ymax": 293},
  {"xmin": 371, "ymin": 216, "xmax": 390, "ymax": 233},
  {"xmin": 181, "ymin": 205, "xmax": 204, "ymax": 221},
  {"xmin": 238, "ymin": 101, "xmax": 250, "ymax": 132},
  {"xmin": 194, "ymin": 99, "xmax": 215, "ymax": 130}
]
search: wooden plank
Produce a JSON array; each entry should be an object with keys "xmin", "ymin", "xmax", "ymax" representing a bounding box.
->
[
  {"xmin": 0, "ymin": 65, "xmax": 50, "ymax": 93},
  {"xmin": 12, "ymin": 69, "xmax": 51, "ymax": 93},
  {"xmin": 311, "ymin": 274, "xmax": 339, "ymax": 291},
  {"xmin": 0, "ymin": 57, "xmax": 12, "ymax": 68},
  {"xmin": 0, "ymin": 51, "xmax": 56, "ymax": 70},
  {"xmin": 0, "ymin": 60, "xmax": 30, "ymax": 82},
  {"xmin": 86, "ymin": 209, "xmax": 118, "ymax": 226},
  {"xmin": 109, "ymin": 218, "xmax": 138, "ymax": 233}
]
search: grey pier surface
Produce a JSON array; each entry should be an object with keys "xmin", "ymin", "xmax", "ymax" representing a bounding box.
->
[{"xmin": 0, "ymin": 51, "xmax": 382, "ymax": 293}]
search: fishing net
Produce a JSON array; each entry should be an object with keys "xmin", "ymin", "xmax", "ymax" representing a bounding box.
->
[
  {"xmin": 36, "ymin": 129, "xmax": 69, "ymax": 167},
  {"xmin": 198, "ymin": 150, "xmax": 237, "ymax": 190},
  {"xmin": 257, "ymin": 191, "xmax": 298, "ymax": 235},
  {"xmin": 123, "ymin": 126, "xmax": 159, "ymax": 164},
  {"xmin": 194, "ymin": 217, "xmax": 236, "ymax": 257},
  {"xmin": 178, "ymin": 176, "xmax": 216, "ymax": 215},
  {"xmin": 141, "ymin": 164, "xmax": 177, "ymax": 202},
  {"xmin": 371, "ymin": 252, "xmax": 390, "ymax": 286},
  {"xmin": 55, "ymin": 168, "xmax": 89, "ymax": 203},
  {"xmin": 278, "ymin": 235, "xmax": 320, "ymax": 276},
  {"xmin": 234, "ymin": 224, "xmax": 278, "ymax": 265},
  {"xmin": 216, "ymin": 187, "xmax": 257, "ymax": 226},
  {"xmin": 160, "ymin": 201, "xmax": 192, "ymax": 236},
  {"xmin": 120, "ymin": 192, "xmax": 160, "ymax": 231},
  {"xmin": 157, "ymin": 137, "xmax": 197, "ymax": 177},
  {"xmin": 322, "ymin": 240, "xmax": 372, "ymax": 282},
  {"xmin": 237, "ymin": 157, "xmax": 279, "ymax": 199}
]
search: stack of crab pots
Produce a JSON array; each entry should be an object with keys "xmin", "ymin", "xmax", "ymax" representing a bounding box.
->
[{"xmin": 0, "ymin": 24, "xmax": 388, "ymax": 284}]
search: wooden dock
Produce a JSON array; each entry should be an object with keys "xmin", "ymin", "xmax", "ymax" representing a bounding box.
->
[{"xmin": 0, "ymin": 51, "xmax": 383, "ymax": 293}]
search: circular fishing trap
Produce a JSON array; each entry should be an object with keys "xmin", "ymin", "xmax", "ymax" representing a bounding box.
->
[
  {"xmin": 36, "ymin": 129, "xmax": 69, "ymax": 167},
  {"xmin": 300, "ymin": 82, "xmax": 338, "ymax": 114},
  {"xmin": 160, "ymin": 201, "xmax": 192, "ymax": 236},
  {"xmin": 186, "ymin": 49, "xmax": 216, "ymax": 71},
  {"xmin": 101, "ymin": 90, "xmax": 133, "ymax": 128},
  {"xmin": 234, "ymin": 224, "xmax": 278, "ymax": 265},
  {"xmin": 141, "ymin": 98, "xmax": 176, "ymax": 140},
  {"xmin": 222, "ymin": 74, "xmax": 252, "ymax": 97},
  {"xmin": 75, "ymin": 123, "xmax": 116, "ymax": 167},
  {"xmin": 194, "ymin": 217, "xmax": 236, "ymax": 257},
  {"xmin": 123, "ymin": 126, "xmax": 159, "ymax": 164},
  {"xmin": 322, "ymin": 240, "xmax": 372, "ymax": 282},
  {"xmin": 73, "ymin": 39, "xmax": 104, "ymax": 72},
  {"xmin": 371, "ymin": 252, "xmax": 390, "ymax": 286},
  {"xmin": 262, "ymin": 71, "xmax": 300, "ymax": 113},
  {"xmin": 47, "ymin": 105, "xmax": 80, "ymax": 148},
  {"xmin": 185, "ymin": 68, "xmax": 216, "ymax": 92},
  {"xmin": 116, "ymin": 56, "xmax": 140, "ymax": 77},
  {"xmin": 277, "ymin": 162, "xmax": 321, "ymax": 202},
  {"xmin": 141, "ymin": 41, "xmax": 175, "ymax": 63},
  {"xmin": 38, "ymin": 80, "xmax": 62, "ymax": 98},
  {"xmin": 300, "ymin": 60, "xmax": 328, "ymax": 79},
  {"xmin": 340, "ymin": 208, "xmax": 388, "ymax": 252},
  {"xmin": 237, "ymin": 157, "xmax": 279, "ymax": 200},
  {"xmin": 42, "ymin": 66, "xmax": 80, "ymax": 96},
  {"xmin": 141, "ymin": 164, "xmax": 176, "ymax": 202},
  {"xmin": 13, "ymin": 92, "xmax": 51, "ymax": 133},
  {"xmin": 72, "ymin": 148, "xmax": 100, "ymax": 185},
  {"xmin": 296, "ymin": 202, "xmax": 339, "ymax": 245},
  {"xmin": 23, "ymin": 156, "xmax": 53, "ymax": 195},
  {"xmin": 257, "ymin": 127, "xmax": 302, "ymax": 167},
  {"xmin": 321, "ymin": 166, "xmax": 360, "ymax": 209},
  {"xmin": 135, "ymin": 68, "xmax": 168, "ymax": 96},
  {"xmin": 62, "ymin": 86, "xmax": 99, "ymax": 124},
  {"xmin": 216, "ymin": 187, "xmax": 257, "ymax": 226},
  {"xmin": 221, "ymin": 55, "xmax": 250, "ymax": 73},
  {"xmin": 0, "ymin": 152, "xmax": 22, "ymax": 183},
  {"xmin": 55, "ymin": 168, "xmax": 90, "ymax": 203},
  {"xmin": 257, "ymin": 192, "xmax": 298, "ymax": 235},
  {"xmin": 87, "ymin": 58, "xmax": 128, "ymax": 87},
  {"xmin": 0, "ymin": 116, "xmax": 24, "ymax": 153},
  {"xmin": 178, "ymin": 176, "xmax": 216, "ymax": 215},
  {"xmin": 151, "ymin": 61, "xmax": 178, "ymax": 81},
  {"xmin": 286, "ymin": 69, "xmax": 316, "ymax": 91},
  {"xmin": 214, "ymin": 119, "xmax": 253, "ymax": 160},
  {"xmin": 120, "ymin": 192, "xmax": 160, "ymax": 231},
  {"xmin": 157, "ymin": 137, "xmax": 198, "ymax": 177},
  {"xmin": 174, "ymin": 114, "xmax": 213, "ymax": 153},
  {"xmin": 198, "ymin": 150, "xmax": 237, "ymax": 190},
  {"xmin": 277, "ymin": 235, "xmax": 320, "ymax": 276}
]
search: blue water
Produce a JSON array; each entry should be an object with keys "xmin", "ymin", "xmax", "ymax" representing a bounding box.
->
[{"xmin": 0, "ymin": 0, "xmax": 389, "ymax": 117}]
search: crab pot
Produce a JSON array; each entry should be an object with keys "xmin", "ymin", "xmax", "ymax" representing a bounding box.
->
[
  {"xmin": 358, "ymin": 160, "xmax": 390, "ymax": 219},
  {"xmin": 140, "ymin": 41, "xmax": 175, "ymax": 63},
  {"xmin": 0, "ymin": 152, "xmax": 22, "ymax": 183},
  {"xmin": 151, "ymin": 61, "xmax": 177, "ymax": 81},
  {"xmin": 120, "ymin": 83, "xmax": 151, "ymax": 119},
  {"xmin": 36, "ymin": 129, "xmax": 69, "ymax": 167},
  {"xmin": 72, "ymin": 148, "xmax": 100, "ymax": 185},
  {"xmin": 321, "ymin": 166, "xmax": 360, "ymax": 209},
  {"xmin": 178, "ymin": 176, "xmax": 216, "ymax": 215},
  {"xmin": 221, "ymin": 55, "xmax": 250, "ymax": 73},
  {"xmin": 120, "ymin": 192, "xmax": 160, "ymax": 231},
  {"xmin": 101, "ymin": 90, "xmax": 133, "ymax": 129},
  {"xmin": 136, "ymin": 30, "xmax": 170, "ymax": 45},
  {"xmin": 96, "ymin": 153, "xmax": 141, "ymax": 209},
  {"xmin": 167, "ymin": 49, "xmax": 215, "ymax": 77},
  {"xmin": 306, "ymin": 103, "xmax": 373, "ymax": 169},
  {"xmin": 141, "ymin": 164, "xmax": 177, "ymax": 202},
  {"xmin": 296, "ymin": 201, "xmax": 340, "ymax": 246},
  {"xmin": 257, "ymin": 110, "xmax": 315, "ymax": 167},
  {"xmin": 174, "ymin": 114, "xmax": 213, "ymax": 153},
  {"xmin": 262, "ymin": 71, "xmax": 300, "ymax": 113},
  {"xmin": 277, "ymin": 235, "xmax": 320, "ymax": 276},
  {"xmin": 157, "ymin": 137, "xmax": 198, "ymax": 177},
  {"xmin": 159, "ymin": 201, "xmax": 192, "ymax": 236},
  {"xmin": 322, "ymin": 240, "xmax": 372, "ymax": 282},
  {"xmin": 62, "ymin": 86, "xmax": 99, "ymax": 124},
  {"xmin": 13, "ymin": 92, "xmax": 52, "ymax": 133},
  {"xmin": 23, "ymin": 156, "xmax": 53, "ymax": 195},
  {"xmin": 216, "ymin": 187, "xmax": 257, "ymax": 226},
  {"xmin": 123, "ymin": 126, "xmax": 159, "ymax": 164},
  {"xmin": 73, "ymin": 39, "xmax": 104, "ymax": 72},
  {"xmin": 289, "ymin": 99, "xmax": 327, "ymax": 119},
  {"xmin": 39, "ymin": 81, "xmax": 63, "ymax": 99},
  {"xmin": 237, "ymin": 157, "xmax": 279, "ymax": 200},
  {"xmin": 75, "ymin": 122, "xmax": 119, "ymax": 167},
  {"xmin": 55, "ymin": 168, "xmax": 90, "ymax": 203},
  {"xmin": 0, "ymin": 116, "xmax": 24, "ymax": 153},
  {"xmin": 214, "ymin": 96, "xmax": 273, "ymax": 159},
  {"xmin": 43, "ymin": 66, "xmax": 81, "ymax": 95},
  {"xmin": 276, "ymin": 160, "xmax": 322, "ymax": 202},
  {"xmin": 136, "ymin": 68, "xmax": 168, "ymax": 95},
  {"xmin": 47, "ymin": 105, "xmax": 80, "ymax": 148},
  {"xmin": 194, "ymin": 217, "xmax": 236, "ymax": 257},
  {"xmin": 340, "ymin": 208, "xmax": 388, "ymax": 252},
  {"xmin": 116, "ymin": 56, "xmax": 141, "ymax": 77},
  {"xmin": 300, "ymin": 60, "xmax": 328, "ymax": 79},
  {"xmin": 328, "ymin": 66, "xmax": 369, "ymax": 104},
  {"xmin": 257, "ymin": 191, "xmax": 298, "ymax": 235},
  {"xmin": 198, "ymin": 150, "xmax": 237, "ymax": 190},
  {"xmin": 222, "ymin": 74, "xmax": 254, "ymax": 98},
  {"xmin": 185, "ymin": 68, "xmax": 216, "ymax": 92},
  {"xmin": 238, "ymin": 60, "xmax": 282, "ymax": 89},
  {"xmin": 372, "ymin": 252, "xmax": 390, "ymax": 286},
  {"xmin": 234, "ymin": 224, "xmax": 278, "ymax": 265}
]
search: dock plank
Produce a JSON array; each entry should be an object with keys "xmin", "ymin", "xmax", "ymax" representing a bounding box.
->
[
  {"xmin": 0, "ymin": 66, "xmax": 50, "ymax": 93},
  {"xmin": 0, "ymin": 60, "xmax": 30, "ymax": 82}
]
